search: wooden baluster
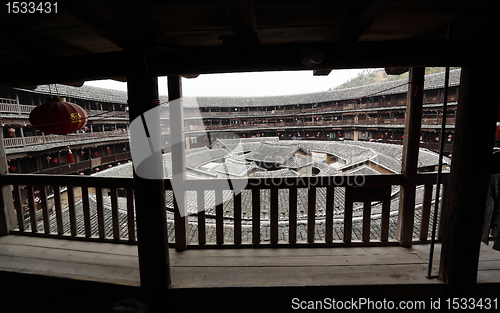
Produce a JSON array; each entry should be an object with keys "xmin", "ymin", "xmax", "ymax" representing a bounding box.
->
[
  {"xmin": 289, "ymin": 187, "xmax": 297, "ymax": 244},
  {"xmin": 53, "ymin": 185, "xmax": 64, "ymax": 235},
  {"xmin": 307, "ymin": 186, "xmax": 316, "ymax": 243},
  {"xmin": 344, "ymin": 187, "xmax": 353, "ymax": 243},
  {"xmin": 81, "ymin": 186, "xmax": 92, "ymax": 237},
  {"xmin": 438, "ymin": 183, "xmax": 448, "ymax": 240},
  {"xmin": 67, "ymin": 186, "xmax": 77, "ymax": 237},
  {"xmin": 362, "ymin": 200, "xmax": 371, "ymax": 242},
  {"xmin": 39, "ymin": 187, "xmax": 50, "ymax": 234},
  {"xmin": 419, "ymin": 184, "xmax": 433, "ymax": 241},
  {"xmin": 12, "ymin": 185, "xmax": 24, "ymax": 231},
  {"xmin": 234, "ymin": 191, "xmax": 242, "ymax": 245},
  {"xmin": 197, "ymin": 190, "xmax": 206, "ymax": 245},
  {"xmin": 216, "ymin": 189, "xmax": 224, "ymax": 245},
  {"xmin": 325, "ymin": 186, "xmax": 334, "ymax": 243},
  {"xmin": 26, "ymin": 185, "xmax": 37, "ymax": 232},
  {"xmin": 126, "ymin": 187, "xmax": 136, "ymax": 242},
  {"xmin": 381, "ymin": 186, "xmax": 391, "ymax": 242},
  {"xmin": 252, "ymin": 188, "xmax": 260, "ymax": 244},
  {"xmin": 96, "ymin": 187, "xmax": 105, "ymax": 239},
  {"xmin": 110, "ymin": 187, "xmax": 120, "ymax": 240},
  {"xmin": 270, "ymin": 187, "xmax": 279, "ymax": 244}
]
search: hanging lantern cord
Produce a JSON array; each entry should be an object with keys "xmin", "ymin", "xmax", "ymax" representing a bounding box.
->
[{"xmin": 427, "ymin": 23, "xmax": 452, "ymax": 279}]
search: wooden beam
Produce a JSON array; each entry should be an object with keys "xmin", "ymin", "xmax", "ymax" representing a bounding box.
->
[
  {"xmin": 397, "ymin": 67, "xmax": 425, "ymax": 247},
  {"xmin": 126, "ymin": 49, "xmax": 170, "ymax": 307},
  {"xmin": 314, "ymin": 0, "xmax": 392, "ymax": 76},
  {"xmin": 222, "ymin": 0, "xmax": 259, "ymax": 45},
  {"xmin": 168, "ymin": 76, "xmax": 189, "ymax": 251},
  {"xmin": 64, "ymin": 1, "xmax": 157, "ymax": 49},
  {"xmin": 439, "ymin": 66, "xmax": 500, "ymax": 294},
  {"xmin": 0, "ymin": 39, "xmax": 476, "ymax": 87},
  {"xmin": 0, "ymin": 123, "xmax": 16, "ymax": 235}
]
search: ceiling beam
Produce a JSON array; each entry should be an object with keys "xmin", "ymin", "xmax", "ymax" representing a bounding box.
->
[
  {"xmin": 314, "ymin": 0, "xmax": 392, "ymax": 76},
  {"xmin": 0, "ymin": 39, "xmax": 482, "ymax": 87},
  {"xmin": 63, "ymin": 1, "xmax": 158, "ymax": 49},
  {"xmin": 222, "ymin": 0, "xmax": 259, "ymax": 45},
  {"xmin": 0, "ymin": 19, "xmax": 88, "ymax": 60}
]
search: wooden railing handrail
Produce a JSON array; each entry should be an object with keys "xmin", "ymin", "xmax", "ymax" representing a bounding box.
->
[
  {"xmin": 3, "ymin": 173, "xmax": 134, "ymax": 188},
  {"xmin": 3, "ymin": 172, "xmax": 449, "ymax": 190},
  {"xmin": 4, "ymin": 171, "xmax": 450, "ymax": 246}
]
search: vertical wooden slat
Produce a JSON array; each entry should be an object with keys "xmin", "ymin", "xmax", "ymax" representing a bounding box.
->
[
  {"xmin": 234, "ymin": 191, "xmax": 241, "ymax": 244},
  {"xmin": 216, "ymin": 188, "xmax": 224, "ymax": 245},
  {"xmin": 362, "ymin": 200, "xmax": 371, "ymax": 242},
  {"xmin": 252, "ymin": 188, "xmax": 260, "ymax": 244},
  {"xmin": 126, "ymin": 187, "xmax": 135, "ymax": 242},
  {"xmin": 307, "ymin": 187, "xmax": 316, "ymax": 243},
  {"xmin": 81, "ymin": 186, "xmax": 91, "ymax": 237},
  {"xmin": 26, "ymin": 185, "xmax": 37, "ymax": 232},
  {"xmin": 289, "ymin": 187, "xmax": 297, "ymax": 244},
  {"xmin": 174, "ymin": 192, "xmax": 188, "ymax": 250},
  {"xmin": 110, "ymin": 187, "xmax": 120, "ymax": 240},
  {"xmin": 39, "ymin": 187, "xmax": 50, "ymax": 234},
  {"xmin": 344, "ymin": 187, "xmax": 353, "ymax": 243},
  {"xmin": 197, "ymin": 190, "xmax": 206, "ymax": 245},
  {"xmin": 270, "ymin": 187, "xmax": 279, "ymax": 244},
  {"xmin": 67, "ymin": 186, "xmax": 77, "ymax": 236},
  {"xmin": 325, "ymin": 186, "xmax": 334, "ymax": 243},
  {"xmin": 53, "ymin": 185, "xmax": 64, "ymax": 235},
  {"xmin": 438, "ymin": 183, "xmax": 448, "ymax": 240},
  {"xmin": 380, "ymin": 187, "xmax": 391, "ymax": 242},
  {"xmin": 419, "ymin": 184, "xmax": 433, "ymax": 241},
  {"xmin": 397, "ymin": 67, "xmax": 425, "ymax": 247},
  {"xmin": 96, "ymin": 187, "xmax": 105, "ymax": 239},
  {"xmin": 12, "ymin": 185, "xmax": 24, "ymax": 231}
]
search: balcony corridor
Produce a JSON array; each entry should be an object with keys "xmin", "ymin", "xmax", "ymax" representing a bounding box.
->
[{"xmin": 1, "ymin": 235, "xmax": 499, "ymax": 290}]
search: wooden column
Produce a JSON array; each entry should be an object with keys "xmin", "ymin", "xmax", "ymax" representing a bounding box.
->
[
  {"xmin": 397, "ymin": 67, "xmax": 425, "ymax": 247},
  {"xmin": 439, "ymin": 66, "xmax": 500, "ymax": 293},
  {"xmin": 168, "ymin": 76, "xmax": 188, "ymax": 251},
  {"xmin": 0, "ymin": 121, "xmax": 16, "ymax": 235},
  {"xmin": 127, "ymin": 50, "xmax": 170, "ymax": 300}
]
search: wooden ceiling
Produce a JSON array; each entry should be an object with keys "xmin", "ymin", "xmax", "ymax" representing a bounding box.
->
[{"xmin": 0, "ymin": 0, "xmax": 497, "ymax": 86}]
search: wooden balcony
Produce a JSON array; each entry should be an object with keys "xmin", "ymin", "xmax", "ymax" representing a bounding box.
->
[
  {"xmin": 3, "ymin": 172, "xmax": 448, "ymax": 248},
  {"xmin": 3, "ymin": 130, "xmax": 129, "ymax": 148},
  {"xmin": 3, "ymin": 171, "xmax": 499, "ymax": 311}
]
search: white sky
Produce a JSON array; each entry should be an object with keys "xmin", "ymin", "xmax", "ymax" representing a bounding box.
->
[{"xmin": 84, "ymin": 69, "xmax": 368, "ymax": 97}]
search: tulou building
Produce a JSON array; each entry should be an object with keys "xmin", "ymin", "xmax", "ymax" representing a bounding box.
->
[{"xmin": 1, "ymin": 1, "xmax": 499, "ymax": 312}]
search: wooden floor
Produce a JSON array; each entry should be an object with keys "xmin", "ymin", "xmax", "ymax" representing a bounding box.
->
[{"xmin": 1, "ymin": 235, "xmax": 499, "ymax": 289}]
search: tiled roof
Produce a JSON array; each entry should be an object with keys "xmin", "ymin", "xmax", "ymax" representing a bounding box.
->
[
  {"xmin": 281, "ymin": 155, "xmax": 313, "ymax": 169},
  {"xmin": 244, "ymin": 142, "xmax": 308, "ymax": 164},
  {"xmin": 252, "ymin": 168, "xmax": 300, "ymax": 178},
  {"xmin": 215, "ymin": 158, "xmax": 262, "ymax": 177},
  {"xmin": 16, "ymin": 69, "xmax": 461, "ymax": 108}
]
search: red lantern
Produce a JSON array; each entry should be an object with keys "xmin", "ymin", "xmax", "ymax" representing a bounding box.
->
[{"xmin": 29, "ymin": 98, "xmax": 87, "ymax": 135}]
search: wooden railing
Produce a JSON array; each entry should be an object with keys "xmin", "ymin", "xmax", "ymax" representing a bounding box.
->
[
  {"xmin": 5, "ymin": 172, "xmax": 449, "ymax": 247},
  {"xmin": 35, "ymin": 152, "xmax": 131, "ymax": 175},
  {"xmin": 3, "ymin": 130, "xmax": 129, "ymax": 148},
  {"xmin": 205, "ymin": 117, "xmax": 456, "ymax": 131},
  {"xmin": 0, "ymin": 102, "xmax": 34, "ymax": 113},
  {"xmin": 6, "ymin": 174, "xmax": 136, "ymax": 243}
]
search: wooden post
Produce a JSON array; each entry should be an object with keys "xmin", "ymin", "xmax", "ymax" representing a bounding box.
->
[
  {"xmin": 127, "ymin": 50, "xmax": 170, "ymax": 302},
  {"xmin": 397, "ymin": 67, "xmax": 425, "ymax": 247},
  {"xmin": 168, "ymin": 75, "xmax": 188, "ymax": 251},
  {"xmin": 0, "ymin": 120, "xmax": 16, "ymax": 235},
  {"xmin": 439, "ymin": 66, "xmax": 500, "ymax": 294}
]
